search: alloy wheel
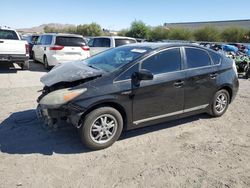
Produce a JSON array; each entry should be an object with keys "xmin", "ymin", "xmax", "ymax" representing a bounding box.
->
[
  {"xmin": 215, "ymin": 93, "xmax": 228, "ymax": 113},
  {"xmin": 89, "ymin": 114, "xmax": 118, "ymax": 144}
]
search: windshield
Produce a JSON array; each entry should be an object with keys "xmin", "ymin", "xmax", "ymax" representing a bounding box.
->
[{"xmin": 85, "ymin": 46, "xmax": 149, "ymax": 72}]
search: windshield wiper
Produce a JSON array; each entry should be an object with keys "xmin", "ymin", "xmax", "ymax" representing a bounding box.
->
[{"xmin": 87, "ymin": 64, "xmax": 101, "ymax": 70}]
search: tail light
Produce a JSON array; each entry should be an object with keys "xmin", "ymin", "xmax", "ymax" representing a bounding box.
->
[
  {"xmin": 49, "ymin": 45, "xmax": 64, "ymax": 50},
  {"xmin": 81, "ymin": 46, "xmax": 90, "ymax": 51},
  {"xmin": 25, "ymin": 44, "xmax": 29, "ymax": 55}
]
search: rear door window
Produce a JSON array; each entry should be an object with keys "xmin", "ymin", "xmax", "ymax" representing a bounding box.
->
[
  {"xmin": 142, "ymin": 48, "xmax": 182, "ymax": 75},
  {"xmin": 115, "ymin": 39, "xmax": 136, "ymax": 47},
  {"xmin": 55, "ymin": 36, "xmax": 86, "ymax": 46},
  {"xmin": 93, "ymin": 38, "xmax": 111, "ymax": 47},
  {"xmin": 0, "ymin": 30, "xmax": 19, "ymax": 40},
  {"xmin": 185, "ymin": 48, "xmax": 211, "ymax": 69}
]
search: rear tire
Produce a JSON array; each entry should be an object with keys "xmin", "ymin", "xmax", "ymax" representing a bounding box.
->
[
  {"xmin": 79, "ymin": 107, "xmax": 123, "ymax": 150},
  {"xmin": 209, "ymin": 89, "xmax": 230, "ymax": 117},
  {"xmin": 44, "ymin": 56, "xmax": 51, "ymax": 70}
]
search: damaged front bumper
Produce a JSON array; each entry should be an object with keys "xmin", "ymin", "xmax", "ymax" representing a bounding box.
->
[{"xmin": 36, "ymin": 103, "xmax": 86, "ymax": 128}]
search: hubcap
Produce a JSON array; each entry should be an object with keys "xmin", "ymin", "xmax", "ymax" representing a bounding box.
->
[
  {"xmin": 90, "ymin": 114, "xmax": 118, "ymax": 144},
  {"xmin": 215, "ymin": 93, "xmax": 228, "ymax": 113}
]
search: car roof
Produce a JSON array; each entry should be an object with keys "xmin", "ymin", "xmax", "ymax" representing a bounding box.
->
[
  {"xmin": 124, "ymin": 42, "xmax": 207, "ymax": 50},
  {"xmin": 90, "ymin": 36, "xmax": 136, "ymax": 40},
  {"xmin": 42, "ymin": 33, "xmax": 83, "ymax": 38}
]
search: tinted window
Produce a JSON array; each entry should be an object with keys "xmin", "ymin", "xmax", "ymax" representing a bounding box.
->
[
  {"xmin": 115, "ymin": 39, "xmax": 136, "ymax": 47},
  {"xmin": 88, "ymin": 38, "xmax": 94, "ymax": 47},
  {"xmin": 45, "ymin": 35, "xmax": 53, "ymax": 45},
  {"xmin": 185, "ymin": 48, "xmax": 211, "ymax": 69},
  {"xmin": 40, "ymin": 36, "xmax": 46, "ymax": 45},
  {"xmin": 0, "ymin": 30, "xmax": 19, "ymax": 40},
  {"xmin": 209, "ymin": 51, "xmax": 221, "ymax": 65},
  {"xmin": 36, "ymin": 36, "xmax": 42, "ymax": 44},
  {"xmin": 142, "ymin": 48, "xmax": 182, "ymax": 74},
  {"xmin": 118, "ymin": 64, "xmax": 139, "ymax": 80},
  {"xmin": 55, "ymin": 36, "xmax": 86, "ymax": 46},
  {"xmin": 93, "ymin": 38, "xmax": 111, "ymax": 47}
]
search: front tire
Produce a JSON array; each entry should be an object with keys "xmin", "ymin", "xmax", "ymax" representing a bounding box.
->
[
  {"xmin": 79, "ymin": 107, "xmax": 123, "ymax": 150},
  {"xmin": 209, "ymin": 89, "xmax": 230, "ymax": 117}
]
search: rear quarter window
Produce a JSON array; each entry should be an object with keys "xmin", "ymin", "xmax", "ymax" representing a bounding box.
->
[
  {"xmin": 55, "ymin": 36, "xmax": 86, "ymax": 46},
  {"xmin": 115, "ymin": 39, "xmax": 136, "ymax": 47},
  {"xmin": 0, "ymin": 30, "xmax": 19, "ymax": 40},
  {"xmin": 209, "ymin": 51, "xmax": 222, "ymax": 65}
]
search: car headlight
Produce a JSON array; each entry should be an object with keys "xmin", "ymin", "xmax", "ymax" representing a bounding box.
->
[{"xmin": 40, "ymin": 88, "xmax": 87, "ymax": 107}]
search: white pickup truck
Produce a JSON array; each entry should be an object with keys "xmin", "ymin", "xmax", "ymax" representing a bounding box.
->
[{"xmin": 0, "ymin": 27, "xmax": 29, "ymax": 69}]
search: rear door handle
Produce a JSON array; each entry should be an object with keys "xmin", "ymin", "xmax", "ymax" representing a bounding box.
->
[
  {"xmin": 210, "ymin": 73, "xmax": 218, "ymax": 79},
  {"xmin": 174, "ymin": 80, "xmax": 184, "ymax": 88}
]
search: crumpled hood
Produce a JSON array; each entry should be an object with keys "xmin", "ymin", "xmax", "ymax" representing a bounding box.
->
[{"xmin": 40, "ymin": 61, "xmax": 104, "ymax": 87}]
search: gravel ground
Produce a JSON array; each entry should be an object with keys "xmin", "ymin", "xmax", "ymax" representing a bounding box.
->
[{"xmin": 0, "ymin": 62, "xmax": 250, "ymax": 188}]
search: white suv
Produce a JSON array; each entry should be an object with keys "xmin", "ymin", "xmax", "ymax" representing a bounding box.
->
[
  {"xmin": 32, "ymin": 33, "xmax": 90, "ymax": 69},
  {"xmin": 88, "ymin": 36, "xmax": 137, "ymax": 56}
]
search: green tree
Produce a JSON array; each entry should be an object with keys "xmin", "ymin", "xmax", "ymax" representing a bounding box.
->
[
  {"xmin": 221, "ymin": 27, "xmax": 247, "ymax": 42},
  {"xmin": 194, "ymin": 26, "xmax": 220, "ymax": 42},
  {"xmin": 76, "ymin": 23, "xmax": 102, "ymax": 36},
  {"xmin": 126, "ymin": 21, "xmax": 150, "ymax": 39},
  {"xmin": 148, "ymin": 26, "xmax": 169, "ymax": 41},
  {"xmin": 168, "ymin": 28, "xmax": 193, "ymax": 41},
  {"xmin": 117, "ymin": 29, "xmax": 129, "ymax": 36}
]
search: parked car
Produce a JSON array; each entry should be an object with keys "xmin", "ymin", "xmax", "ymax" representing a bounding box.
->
[
  {"xmin": 25, "ymin": 34, "xmax": 39, "ymax": 59},
  {"xmin": 88, "ymin": 36, "xmax": 136, "ymax": 56},
  {"xmin": 0, "ymin": 26, "xmax": 29, "ymax": 69},
  {"xmin": 32, "ymin": 33, "xmax": 90, "ymax": 69},
  {"xmin": 37, "ymin": 43, "xmax": 239, "ymax": 150}
]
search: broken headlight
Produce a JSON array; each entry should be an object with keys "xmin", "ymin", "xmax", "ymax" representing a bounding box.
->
[{"xmin": 39, "ymin": 88, "xmax": 87, "ymax": 107}]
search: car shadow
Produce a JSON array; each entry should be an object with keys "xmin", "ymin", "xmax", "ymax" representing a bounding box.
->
[
  {"xmin": 120, "ymin": 113, "xmax": 210, "ymax": 140},
  {"xmin": 0, "ymin": 109, "xmax": 90, "ymax": 155},
  {"xmin": 0, "ymin": 61, "xmax": 48, "ymax": 73},
  {"xmin": 0, "ymin": 62, "xmax": 18, "ymax": 73},
  {"xmin": 0, "ymin": 109, "xmax": 210, "ymax": 155},
  {"xmin": 29, "ymin": 61, "xmax": 49, "ymax": 73}
]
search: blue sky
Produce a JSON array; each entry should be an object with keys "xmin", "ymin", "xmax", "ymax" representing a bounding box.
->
[{"xmin": 1, "ymin": 0, "xmax": 249, "ymax": 30}]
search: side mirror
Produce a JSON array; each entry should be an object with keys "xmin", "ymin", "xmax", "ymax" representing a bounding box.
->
[{"xmin": 132, "ymin": 69, "xmax": 153, "ymax": 81}]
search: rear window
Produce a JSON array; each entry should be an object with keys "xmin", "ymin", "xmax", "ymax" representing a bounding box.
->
[
  {"xmin": 92, "ymin": 38, "xmax": 111, "ymax": 47},
  {"xmin": 55, "ymin": 36, "xmax": 86, "ymax": 46},
  {"xmin": 115, "ymin": 39, "xmax": 136, "ymax": 47},
  {"xmin": 0, "ymin": 30, "xmax": 19, "ymax": 40}
]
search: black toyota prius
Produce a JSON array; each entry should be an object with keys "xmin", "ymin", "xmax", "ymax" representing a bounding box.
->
[{"xmin": 37, "ymin": 43, "xmax": 239, "ymax": 150}]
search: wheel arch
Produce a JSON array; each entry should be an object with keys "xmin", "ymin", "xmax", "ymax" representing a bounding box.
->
[
  {"xmin": 79, "ymin": 101, "xmax": 128, "ymax": 131},
  {"xmin": 218, "ymin": 85, "xmax": 233, "ymax": 103}
]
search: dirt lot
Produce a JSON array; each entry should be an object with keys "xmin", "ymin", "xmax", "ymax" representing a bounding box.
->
[{"xmin": 0, "ymin": 62, "xmax": 250, "ymax": 188}]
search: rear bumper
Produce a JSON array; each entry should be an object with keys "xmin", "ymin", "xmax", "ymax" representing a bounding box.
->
[
  {"xmin": 48, "ymin": 53, "xmax": 90, "ymax": 66},
  {"xmin": 0, "ymin": 54, "xmax": 29, "ymax": 63},
  {"xmin": 231, "ymin": 77, "xmax": 239, "ymax": 102}
]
